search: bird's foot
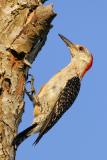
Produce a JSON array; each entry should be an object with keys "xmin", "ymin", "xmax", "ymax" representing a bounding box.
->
[
  {"xmin": 25, "ymin": 74, "xmax": 36, "ymax": 101},
  {"xmin": 23, "ymin": 58, "xmax": 31, "ymax": 67},
  {"xmin": 26, "ymin": 74, "xmax": 40, "ymax": 105}
]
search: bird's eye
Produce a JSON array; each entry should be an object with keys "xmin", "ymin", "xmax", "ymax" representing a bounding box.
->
[{"xmin": 79, "ymin": 46, "xmax": 84, "ymax": 51}]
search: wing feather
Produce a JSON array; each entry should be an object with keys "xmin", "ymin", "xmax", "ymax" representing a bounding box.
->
[{"xmin": 34, "ymin": 77, "xmax": 81, "ymax": 145}]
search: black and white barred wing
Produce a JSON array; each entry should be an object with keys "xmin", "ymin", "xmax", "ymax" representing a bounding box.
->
[{"xmin": 34, "ymin": 77, "xmax": 81, "ymax": 145}]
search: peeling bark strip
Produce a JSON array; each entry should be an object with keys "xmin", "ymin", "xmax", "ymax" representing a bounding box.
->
[{"xmin": 0, "ymin": 0, "xmax": 56, "ymax": 159}]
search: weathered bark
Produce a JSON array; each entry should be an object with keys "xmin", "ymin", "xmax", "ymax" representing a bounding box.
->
[{"xmin": 0, "ymin": 0, "xmax": 56, "ymax": 160}]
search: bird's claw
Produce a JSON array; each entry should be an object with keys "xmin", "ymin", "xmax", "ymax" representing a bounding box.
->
[
  {"xmin": 26, "ymin": 74, "xmax": 37, "ymax": 103},
  {"xmin": 26, "ymin": 74, "xmax": 40, "ymax": 106},
  {"xmin": 23, "ymin": 58, "xmax": 31, "ymax": 67}
]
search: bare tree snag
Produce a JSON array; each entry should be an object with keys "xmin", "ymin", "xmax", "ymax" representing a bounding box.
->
[{"xmin": 0, "ymin": 0, "xmax": 56, "ymax": 160}]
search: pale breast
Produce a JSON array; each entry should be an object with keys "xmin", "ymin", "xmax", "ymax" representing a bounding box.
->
[{"xmin": 34, "ymin": 65, "xmax": 77, "ymax": 124}]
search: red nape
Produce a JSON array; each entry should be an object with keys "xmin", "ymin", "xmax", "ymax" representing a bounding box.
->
[{"xmin": 82, "ymin": 54, "xmax": 93, "ymax": 77}]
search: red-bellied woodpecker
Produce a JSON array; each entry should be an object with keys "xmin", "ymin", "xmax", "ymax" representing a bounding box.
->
[{"xmin": 13, "ymin": 34, "xmax": 93, "ymax": 148}]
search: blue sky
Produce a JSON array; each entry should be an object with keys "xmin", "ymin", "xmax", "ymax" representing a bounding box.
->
[{"xmin": 16, "ymin": 0, "xmax": 107, "ymax": 160}]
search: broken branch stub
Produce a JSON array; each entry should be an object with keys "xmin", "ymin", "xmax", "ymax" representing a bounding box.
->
[{"xmin": 0, "ymin": 3, "xmax": 56, "ymax": 64}]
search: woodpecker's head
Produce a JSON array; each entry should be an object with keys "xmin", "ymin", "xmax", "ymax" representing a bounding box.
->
[{"xmin": 59, "ymin": 34, "xmax": 93, "ymax": 79}]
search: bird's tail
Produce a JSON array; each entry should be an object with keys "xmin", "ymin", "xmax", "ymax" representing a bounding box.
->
[{"xmin": 12, "ymin": 123, "xmax": 37, "ymax": 149}]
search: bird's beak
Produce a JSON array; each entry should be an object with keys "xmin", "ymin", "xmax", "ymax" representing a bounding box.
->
[{"xmin": 59, "ymin": 34, "xmax": 76, "ymax": 57}]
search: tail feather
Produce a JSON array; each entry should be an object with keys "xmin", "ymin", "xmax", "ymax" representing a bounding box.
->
[
  {"xmin": 33, "ymin": 133, "xmax": 44, "ymax": 146},
  {"xmin": 12, "ymin": 123, "xmax": 37, "ymax": 149}
]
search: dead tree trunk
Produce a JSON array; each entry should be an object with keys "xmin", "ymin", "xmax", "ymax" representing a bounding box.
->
[{"xmin": 0, "ymin": 0, "xmax": 56, "ymax": 160}]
